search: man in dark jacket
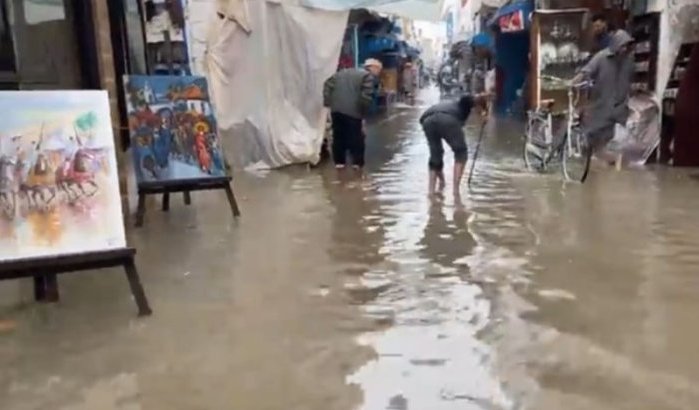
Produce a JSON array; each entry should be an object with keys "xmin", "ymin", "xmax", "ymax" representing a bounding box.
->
[
  {"xmin": 591, "ymin": 14, "xmax": 613, "ymax": 54},
  {"xmin": 420, "ymin": 94, "xmax": 488, "ymax": 196},
  {"xmin": 323, "ymin": 59, "xmax": 382, "ymax": 172}
]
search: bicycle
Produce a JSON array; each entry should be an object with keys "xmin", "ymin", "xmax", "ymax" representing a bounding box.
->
[{"xmin": 523, "ymin": 75, "xmax": 593, "ymax": 183}]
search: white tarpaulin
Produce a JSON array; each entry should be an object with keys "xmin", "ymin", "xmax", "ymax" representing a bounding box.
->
[
  {"xmin": 301, "ymin": 0, "xmax": 444, "ymax": 21},
  {"xmin": 199, "ymin": 0, "xmax": 349, "ymax": 168}
]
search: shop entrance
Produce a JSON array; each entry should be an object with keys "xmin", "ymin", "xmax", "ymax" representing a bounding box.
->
[{"xmin": 0, "ymin": 0, "xmax": 98, "ymax": 90}]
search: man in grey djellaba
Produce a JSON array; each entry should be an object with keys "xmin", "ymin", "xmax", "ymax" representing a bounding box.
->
[{"xmin": 573, "ymin": 30, "xmax": 634, "ymax": 160}]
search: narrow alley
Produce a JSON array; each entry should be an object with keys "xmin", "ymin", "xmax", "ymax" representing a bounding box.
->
[{"xmin": 2, "ymin": 88, "xmax": 699, "ymax": 410}]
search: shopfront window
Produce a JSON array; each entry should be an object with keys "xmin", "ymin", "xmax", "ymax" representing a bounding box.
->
[
  {"xmin": 0, "ymin": 0, "xmax": 16, "ymax": 72},
  {"xmin": 24, "ymin": 0, "xmax": 65, "ymax": 25}
]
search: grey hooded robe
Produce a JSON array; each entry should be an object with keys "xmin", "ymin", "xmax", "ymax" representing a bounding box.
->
[{"xmin": 579, "ymin": 30, "xmax": 635, "ymax": 143}]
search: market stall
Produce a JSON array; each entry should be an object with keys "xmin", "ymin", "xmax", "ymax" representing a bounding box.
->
[{"xmin": 529, "ymin": 8, "xmax": 590, "ymax": 113}]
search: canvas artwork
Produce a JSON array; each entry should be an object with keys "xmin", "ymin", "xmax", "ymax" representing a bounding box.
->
[
  {"xmin": 124, "ymin": 75, "xmax": 226, "ymax": 183},
  {"xmin": 0, "ymin": 91, "xmax": 126, "ymax": 262}
]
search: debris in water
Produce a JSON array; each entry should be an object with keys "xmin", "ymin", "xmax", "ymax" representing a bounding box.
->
[
  {"xmin": 0, "ymin": 319, "xmax": 17, "ymax": 334},
  {"xmin": 538, "ymin": 288, "xmax": 577, "ymax": 301},
  {"xmin": 310, "ymin": 286, "xmax": 330, "ymax": 297}
]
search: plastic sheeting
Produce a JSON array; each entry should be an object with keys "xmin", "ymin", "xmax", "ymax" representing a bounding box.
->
[
  {"xmin": 301, "ymin": 0, "xmax": 444, "ymax": 21},
  {"xmin": 609, "ymin": 94, "xmax": 661, "ymax": 165},
  {"xmin": 202, "ymin": 0, "xmax": 349, "ymax": 169}
]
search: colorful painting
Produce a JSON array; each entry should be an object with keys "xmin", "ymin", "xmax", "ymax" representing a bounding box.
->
[
  {"xmin": 0, "ymin": 91, "xmax": 126, "ymax": 262},
  {"xmin": 124, "ymin": 75, "xmax": 226, "ymax": 183}
]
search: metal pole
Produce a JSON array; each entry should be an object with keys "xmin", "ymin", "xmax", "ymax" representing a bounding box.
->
[{"xmin": 467, "ymin": 119, "xmax": 488, "ymax": 188}]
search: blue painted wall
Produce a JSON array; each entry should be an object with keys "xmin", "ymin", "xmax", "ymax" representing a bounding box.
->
[{"xmin": 495, "ymin": 31, "xmax": 529, "ymax": 114}]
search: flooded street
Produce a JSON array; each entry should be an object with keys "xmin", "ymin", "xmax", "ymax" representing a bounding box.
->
[{"xmin": 2, "ymin": 88, "xmax": 699, "ymax": 409}]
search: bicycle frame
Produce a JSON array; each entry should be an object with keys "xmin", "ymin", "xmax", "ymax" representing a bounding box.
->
[
  {"xmin": 564, "ymin": 81, "xmax": 591, "ymax": 158},
  {"xmin": 525, "ymin": 75, "xmax": 591, "ymax": 171}
]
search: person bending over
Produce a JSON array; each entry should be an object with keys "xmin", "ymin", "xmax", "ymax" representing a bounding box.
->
[{"xmin": 420, "ymin": 94, "xmax": 488, "ymax": 196}]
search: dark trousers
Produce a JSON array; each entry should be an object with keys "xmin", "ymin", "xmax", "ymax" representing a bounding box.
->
[
  {"xmin": 331, "ymin": 112, "xmax": 365, "ymax": 167},
  {"xmin": 421, "ymin": 115, "xmax": 468, "ymax": 172}
]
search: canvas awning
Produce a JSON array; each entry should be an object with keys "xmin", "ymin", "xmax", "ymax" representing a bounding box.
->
[{"xmin": 300, "ymin": 0, "xmax": 445, "ymax": 21}]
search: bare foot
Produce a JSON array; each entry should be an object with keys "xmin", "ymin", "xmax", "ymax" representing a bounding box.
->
[
  {"xmin": 352, "ymin": 165, "xmax": 364, "ymax": 179},
  {"xmin": 428, "ymin": 191, "xmax": 444, "ymax": 201}
]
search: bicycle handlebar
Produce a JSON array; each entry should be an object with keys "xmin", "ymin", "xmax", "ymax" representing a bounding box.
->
[
  {"xmin": 539, "ymin": 74, "xmax": 564, "ymax": 82},
  {"xmin": 570, "ymin": 80, "xmax": 592, "ymax": 89},
  {"xmin": 540, "ymin": 75, "xmax": 592, "ymax": 91}
]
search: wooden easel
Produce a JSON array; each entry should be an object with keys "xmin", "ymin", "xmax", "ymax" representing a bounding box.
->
[
  {"xmin": 135, "ymin": 176, "xmax": 240, "ymax": 227},
  {"xmin": 134, "ymin": 30, "xmax": 241, "ymax": 227},
  {"xmin": 0, "ymin": 248, "xmax": 152, "ymax": 316}
]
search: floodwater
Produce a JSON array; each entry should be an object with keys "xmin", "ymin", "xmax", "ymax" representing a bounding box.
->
[{"xmin": 2, "ymin": 88, "xmax": 699, "ymax": 409}]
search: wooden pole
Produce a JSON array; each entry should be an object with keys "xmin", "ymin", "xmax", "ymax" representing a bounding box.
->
[{"xmin": 89, "ymin": 0, "xmax": 130, "ymax": 222}]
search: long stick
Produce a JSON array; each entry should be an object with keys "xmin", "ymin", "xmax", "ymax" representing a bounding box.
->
[{"xmin": 467, "ymin": 119, "xmax": 487, "ymax": 188}]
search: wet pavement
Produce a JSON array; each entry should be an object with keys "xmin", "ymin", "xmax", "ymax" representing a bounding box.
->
[{"xmin": 2, "ymin": 88, "xmax": 699, "ymax": 409}]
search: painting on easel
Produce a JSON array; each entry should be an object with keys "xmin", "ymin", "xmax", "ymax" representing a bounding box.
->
[
  {"xmin": 0, "ymin": 91, "xmax": 126, "ymax": 262},
  {"xmin": 124, "ymin": 75, "xmax": 226, "ymax": 184}
]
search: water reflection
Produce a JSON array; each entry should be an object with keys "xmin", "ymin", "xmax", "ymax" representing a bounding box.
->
[
  {"xmin": 348, "ymin": 87, "xmax": 699, "ymax": 409},
  {"xmin": 419, "ymin": 199, "xmax": 475, "ymax": 273},
  {"xmin": 345, "ymin": 98, "xmax": 510, "ymax": 409}
]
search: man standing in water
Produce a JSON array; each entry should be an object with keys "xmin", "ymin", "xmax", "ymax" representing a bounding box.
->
[
  {"xmin": 573, "ymin": 30, "xmax": 634, "ymax": 161},
  {"xmin": 323, "ymin": 59, "xmax": 383, "ymax": 173},
  {"xmin": 420, "ymin": 94, "xmax": 489, "ymax": 197}
]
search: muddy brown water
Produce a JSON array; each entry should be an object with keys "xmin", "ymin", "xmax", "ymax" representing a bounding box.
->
[{"xmin": 1, "ymin": 88, "xmax": 699, "ymax": 409}]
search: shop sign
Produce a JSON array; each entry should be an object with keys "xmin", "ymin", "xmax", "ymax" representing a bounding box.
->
[{"xmin": 498, "ymin": 10, "xmax": 525, "ymax": 33}]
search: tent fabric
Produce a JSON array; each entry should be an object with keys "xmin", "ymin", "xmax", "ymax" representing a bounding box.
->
[
  {"xmin": 301, "ymin": 0, "xmax": 445, "ymax": 21},
  {"xmin": 203, "ymin": 0, "xmax": 349, "ymax": 168},
  {"xmin": 214, "ymin": 0, "xmax": 251, "ymax": 33}
]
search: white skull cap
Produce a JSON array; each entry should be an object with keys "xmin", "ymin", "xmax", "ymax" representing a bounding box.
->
[{"xmin": 363, "ymin": 58, "xmax": 383, "ymax": 69}]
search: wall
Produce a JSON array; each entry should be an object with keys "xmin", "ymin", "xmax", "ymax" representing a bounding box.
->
[{"xmin": 457, "ymin": 0, "xmax": 481, "ymax": 39}]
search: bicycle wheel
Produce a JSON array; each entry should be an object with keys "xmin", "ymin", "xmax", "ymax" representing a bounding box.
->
[{"xmin": 562, "ymin": 127, "xmax": 592, "ymax": 183}]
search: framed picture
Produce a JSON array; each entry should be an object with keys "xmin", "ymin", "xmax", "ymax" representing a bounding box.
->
[
  {"xmin": 0, "ymin": 91, "xmax": 126, "ymax": 262},
  {"xmin": 124, "ymin": 75, "xmax": 226, "ymax": 184}
]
